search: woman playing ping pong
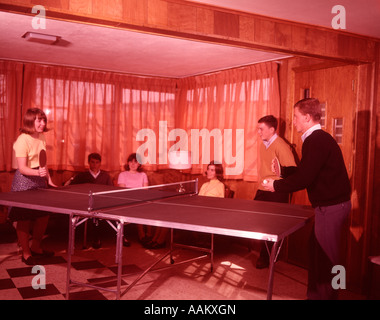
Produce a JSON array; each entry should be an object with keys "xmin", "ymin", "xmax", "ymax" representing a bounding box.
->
[{"xmin": 9, "ymin": 108, "xmax": 57, "ymax": 265}]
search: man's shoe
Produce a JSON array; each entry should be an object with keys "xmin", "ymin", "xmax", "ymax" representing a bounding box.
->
[
  {"xmin": 31, "ymin": 249, "xmax": 55, "ymax": 258},
  {"xmin": 22, "ymin": 256, "xmax": 39, "ymax": 266}
]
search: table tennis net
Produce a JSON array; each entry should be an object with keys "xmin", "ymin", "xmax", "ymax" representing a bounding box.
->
[{"xmin": 88, "ymin": 180, "xmax": 198, "ymax": 212}]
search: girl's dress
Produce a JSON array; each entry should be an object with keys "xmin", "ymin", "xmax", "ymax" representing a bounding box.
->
[{"xmin": 8, "ymin": 133, "xmax": 48, "ymax": 221}]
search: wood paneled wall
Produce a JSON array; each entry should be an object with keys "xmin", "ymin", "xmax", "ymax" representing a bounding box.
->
[
  {"xmin": 370, "ymin": 42, "xmax": 380, "ymax": 279},
  {"xmin": 0, "ymin": 0, "xmax": 377, "ymax": 63},
  {"xmin": 278, "ymin": 54, "xmax": 379, "ymax": 292}
]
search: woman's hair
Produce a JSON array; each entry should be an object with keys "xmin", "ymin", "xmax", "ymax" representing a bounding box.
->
[
  {"xmin": 207, "ymin": 161, "xmax": 224, "ymax": 181},
  {"xmin": 124, "ymin": 153, "xmax": 143, "ymax": 172},
  {"xmin": 294, "ymin": 98, "xmax": 322, "ymax": 122},
  {"xmin": 20, "ymin": 108, "xmax": 49, "ymax": 134}
]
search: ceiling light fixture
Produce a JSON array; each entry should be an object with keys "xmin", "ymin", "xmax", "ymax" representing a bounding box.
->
[{"xmin": 22, "ymin": 32, "xmax": 60, "ymax": 45}]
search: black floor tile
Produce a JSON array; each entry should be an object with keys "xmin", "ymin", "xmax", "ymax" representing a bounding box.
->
[
  {"xmin": 71, "ymin": 260, "xmax": 105, "ymax": 270},
  {"xmin": 6, "ymin": 256, "xmax": 66, "ymax": 277},
  {"xmin": 67, "ymin": 289, "xmax": 108, "ymax": 300},
  {"xmin": 18, "ymin": 283, "xmax": 62, "ymax": 299},
  {"xmin": 0, "ymin": 278, "xmax": 16, "ymax": 290},
  {"xmin": 7, "ymin": 267, "xmax": 33, "ymax": 278}
]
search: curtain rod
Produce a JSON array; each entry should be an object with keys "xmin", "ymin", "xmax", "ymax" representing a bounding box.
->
[{"xmin": 1, "ymin": 56, "xmax": 291, "ymax": 80}]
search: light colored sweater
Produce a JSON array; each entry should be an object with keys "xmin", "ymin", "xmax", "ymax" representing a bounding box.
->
[{"xmin": 258, "ymin": 136, "xmax": 296, "ymax": 191}]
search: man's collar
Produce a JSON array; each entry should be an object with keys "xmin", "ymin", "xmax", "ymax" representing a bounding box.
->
[
  {"xmin": 89, "ymin": 169, "xmax": 100, "ymax": 179},
  {"xmin": 301, "ymin": 124, "xmax": 322, "ymax": 142},
  {"xmin": 263, "ymin": 133, "xmax": 278, "ymax": 149}
]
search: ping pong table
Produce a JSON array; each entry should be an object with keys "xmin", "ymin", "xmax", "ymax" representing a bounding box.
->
[{"xmin": 0, "ymin": 180, "xmax": 314, "ymax": 300}]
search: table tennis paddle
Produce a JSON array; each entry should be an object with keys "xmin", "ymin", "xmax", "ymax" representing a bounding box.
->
[
  {"xmin": 39, "ymin": 149, "xmax": 47, "ymax": 168},
  {"xmin": 272, "ymin": 157, "xmax": 281, "ymax": 177}
]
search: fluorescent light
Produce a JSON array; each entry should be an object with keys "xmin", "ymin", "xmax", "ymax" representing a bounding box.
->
[{"xmin": 23, "ymin": 32, "xmax": 60, "ymax": 45}]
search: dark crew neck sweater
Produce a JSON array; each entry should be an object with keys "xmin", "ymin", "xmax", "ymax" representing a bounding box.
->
[
  {"xmin": 274, "ymin": 129, "xmax": 351, "ymax": 207},
  {"xmin": 71, "ymin": 170, "xmax": 113, "ymax": 186}
]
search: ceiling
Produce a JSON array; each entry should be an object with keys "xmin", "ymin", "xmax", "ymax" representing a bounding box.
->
[
  {"xmin": 0, "ymin": 11, "xmax": 289, "ymax": 78},
  {"xmin": 0, "ymin": 0, "xmax": 379, "ymax": 78}
]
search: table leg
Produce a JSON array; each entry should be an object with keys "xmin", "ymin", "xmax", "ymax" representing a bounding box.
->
[
  {"xmin": 210, "ymin": 233, "xmax": 214, "ymax": 272},
  {"xmin": 115, "ymin": 221, "xmax": 124, "ymax": 300},
  {"xmin": 170, "ymin": 228, "xmax": 174, "ymax": 264},
  {"xmin": 266, "ymin": 240, "xmax": 283, "ymax": 300},
  {"xmin": 66, "ymin": 214, "xmax": 77, "ymax": 300},
  {"xmin": 83, "ymin": 219, "xmax": 88, "ymax": 249}
]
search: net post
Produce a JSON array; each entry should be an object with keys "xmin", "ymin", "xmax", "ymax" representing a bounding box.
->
[
  {"xmin": 195, "ymin": 178, "xmax": 199, "ymax": 194},
  {"xmin": 88, "ymin": 191, "xmax": 93, "ymax": 212}
]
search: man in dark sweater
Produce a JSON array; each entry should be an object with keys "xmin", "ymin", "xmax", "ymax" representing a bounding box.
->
[
  {"xmin": 67, "ymin": 153, "xmax": 113, "ymax": 248},
  {"xmin": 69, "ymin": 153, "xmax": 113, "ymax": 186},
  {"xmin": 263, "ymin": 98, "xmax": 351, "ymax": 300}
]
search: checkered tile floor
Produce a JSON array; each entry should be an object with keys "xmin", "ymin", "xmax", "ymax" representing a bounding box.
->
[
  {"xmin": 0, "ymin": 220, "xmax": 233, "ymax": 300},
  {"xmin": 0, "ymin": 220, "xmax": 151, "ymax": 300},
  {"xmin": 0, "ymin": 218, "xmax": 367, "ymax": 300},
  {"xmin": 0, "ymin": 219, "xmax": 259, "ymax": 300},
  {"xmin": 0, "ymin": 250, "xmax": 150, "ymax": 300}
]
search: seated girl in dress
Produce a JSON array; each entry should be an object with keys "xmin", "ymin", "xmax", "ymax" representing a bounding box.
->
[
  {"xmin": 198, "ymin": 161, "xmax": 225, "ymax": 198},
  {"xmin": 117, "ymin": 153, "xmax": 149, "ymax": 246}
]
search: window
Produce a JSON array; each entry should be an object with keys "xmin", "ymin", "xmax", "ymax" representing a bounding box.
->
[
  {"xmin": 320, "ymin": 102, "xmax": 326, "ymax": 128},
  {"xmin": 333, "ymin": 118, "xmax": 343, "ymax": 144}
]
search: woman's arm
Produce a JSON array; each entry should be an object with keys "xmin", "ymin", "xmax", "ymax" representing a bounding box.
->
[
  {"xmin": 17, "ymin": 157, "xmax": 44, "ymax": 177},
  {"xmin": 16, "ymin": 157, "xmax": 57, "ymax": 187}
]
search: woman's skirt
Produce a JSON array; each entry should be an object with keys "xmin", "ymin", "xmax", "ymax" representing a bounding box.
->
[{"xmin": 8, "ymin": 169, "xmax": 49, "ymax": 221}]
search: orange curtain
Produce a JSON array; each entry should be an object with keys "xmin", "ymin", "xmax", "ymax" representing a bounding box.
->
[
  {"xmin": 176, "ymin": 62, "xmax": 280, "ymax": 181},
  {"xmin": 0, "ymin": 61, "xmax": 23, "ymax": 171},
  {"xmin": 1, "ymin": 61, "xmax": 280, "ymax": 180},
  {"xmin": 22, "ymin": 64, "xmax": 177, "ymax": 171}
]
